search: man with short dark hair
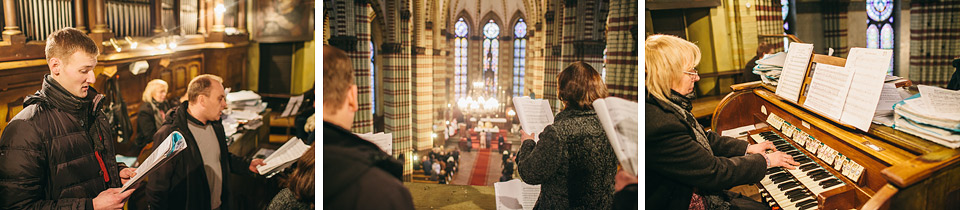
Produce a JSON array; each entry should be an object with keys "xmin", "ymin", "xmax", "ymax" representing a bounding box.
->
[
  {"xmin": 143, "ymin": 74, "xmax": 265, "ymax": 209},
  {"xmin": 323, "ymin": 45, "xmax": 414, "ymax": 209},
  {"xmin": 0, "ymin": 27, "xmax": 137, "ymax": 210}
]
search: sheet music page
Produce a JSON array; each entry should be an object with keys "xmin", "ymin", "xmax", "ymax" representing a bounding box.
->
[
  {"xmin": 918, "ymin": 85, "xmax": 960, "ymax": 115},
  {"xmin": 520, "ymin": 182, "xmax": 541, "ymax": 210},
  {"xmin": 356, "ymin": 132, "xmax": 393, "ymax": 155},
  {"xmin": 281, "ymin": 95, "xmax": 305, "ymax": 117},
  {"xmin": 775, "ymin": 42, "xmax": 815, "ymax": 102},
  {"xmin": 839, "ymin": 48, "xmax": 893, "ymax": 131},
  {"xmin": 513, "ymin": 97, "xmax": 555, "ymax": 142},
  {"xmin": 122, "ymin": 131, "xmax": 186, "ymax": 191},
  {"xmin": 257, "ymin": 137, "xmax": 311, "ymax": 175},
  {"xmin": 803, "ymin": 63, "xmax": 854, "ymax": 120},
  {"xmin": 592, "ymin": 97, "xmax": 639, "ymax": 176},
  {"xmin": 875, "ymin": 83, "xmax": 903, "ymax": 114},
  {"xmin": 495, "ymin": 179, "xmax": 541, "ymax": 210}
]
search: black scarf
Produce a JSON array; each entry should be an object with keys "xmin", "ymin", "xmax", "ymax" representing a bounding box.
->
[{"xmin": 39, "ymin": 75, "xmax": 107, "ymax": 152}]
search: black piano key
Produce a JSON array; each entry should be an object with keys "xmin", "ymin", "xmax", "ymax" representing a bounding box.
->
[
  {"xmin": 796, "ymin": 199, "xmax": 818, "ymax": 208},
  {"xmin": 788, "ymin": 192, "xmax": 811, "ymax": 202},
  {"xmin": 800, "ymin": 164, "xmax": 819, "ymax": 171},
  {"xmin": 800, "ymin": 201, "xmax": 819, "ymax": 209},
  {"xmin": 767, "ymin": 167, "xmax": 784, "ymax": 174},
  {"xmin": 787, "ymin": 151, "xmax": 802, "ymax": 156},
  {"xmin": 821, "ymin": 179, "xmax": 844, "ymax": 188},
  {"xmin": 806, "ymin": 169, "xmax": 827, "ymax": 176},
  {"xmin": 778, "ymin": 182, "xmax": 800, "ymax": 191},
  {"xmin": 813, "ymin": 173, "xmax": 834, "ymax": 181},
  {"xmin": 785, "ymin": 189, "xmax": 806, "ymax": 198}
]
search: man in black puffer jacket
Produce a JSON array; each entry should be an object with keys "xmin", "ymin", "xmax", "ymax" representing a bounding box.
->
[
  {"xmin": 323, "ymin": 45, "xmax": 414, "ymax": 209},
  {"xmin": 0, "ymin": 27, "xmax": 137, "ymax": 210}
]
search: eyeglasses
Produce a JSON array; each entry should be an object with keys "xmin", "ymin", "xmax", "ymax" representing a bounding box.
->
[{"xmin": 683, "ymin": 69, "xmax": 699, "ymax": 77}]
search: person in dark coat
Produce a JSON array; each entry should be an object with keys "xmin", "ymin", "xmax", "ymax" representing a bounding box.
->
[
  {"xmin": 134, "ymin": 79, "xmax": 175, "ymax": 156},
  {"xmin": 0, "ymin": 27, "xmax": 137, "ymax": 209},
  {"xmin": 322, "ymin": 45, "xmax": 414, "ymax": 209},
  {"xmin": 516, "ymin": 61, "xmax": 619, "ymax": 210},
  {"xmin": 645, "ymin": 34, "xmax": 799, "ymax": 210},
  {"xmin": 268, "ymin": 146, "xmax": 315, "ymax": 210},
  {"xmin": 142, "ymin": 75, "xmax": 265, "ymax": 209}
]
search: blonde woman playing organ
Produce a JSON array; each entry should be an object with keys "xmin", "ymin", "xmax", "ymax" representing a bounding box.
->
[{"xmin": 644, "ymin": 34, "xmax": 800, "ymax": 210}]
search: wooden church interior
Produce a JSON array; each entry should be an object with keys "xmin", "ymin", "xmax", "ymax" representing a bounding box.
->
[
  {"xmin": 648, "ymin": 0, "xmax": 960, "ymax": 209},
  {"xmin": 0, "ymin": 0, "xmax": 315, "ymax": 209},
  {"xmin": 324, "ymin": 0, "xmax": 637, "ymax": 208}
]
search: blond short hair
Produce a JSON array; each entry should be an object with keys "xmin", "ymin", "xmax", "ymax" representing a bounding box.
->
[
  {"xmin": 645, "ymin": 34, "xmax": 701, "ymax": 102},
  {"xmin": 142, "ymin": 79, "xmax": 169, "ymax": 103},
  {"xmin": 45, "ymin": 27, "xmax": 100, "ymax": 64},
  {"xmin": 186, "ymin": 74, "xmax": 224, "ymax": 103}
]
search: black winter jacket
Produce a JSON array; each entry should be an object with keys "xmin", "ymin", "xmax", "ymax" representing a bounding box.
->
[
  {"xmin": 645, "ymin": 91, "xmax": 766, "ymax": 210},
  {"xmin": 323, "ymin": 121, "xmax": 414, "ymax": 210},
  {"xmin": 516, "ymin": 108, "xmax": 618, "ymax": 210},
  {"xmin": 134, "ymin": 100, "xmax": 173, "ymax": 152},
  {"xmin": 142, "ymin": 101, "xmax": 251, "ymax": 209},
  {"xmin": 0, "ymin": 75, "xmax": 123, "ymax": 209}
]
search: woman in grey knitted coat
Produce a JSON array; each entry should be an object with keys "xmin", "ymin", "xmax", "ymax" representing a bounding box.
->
[{"xmin": 517, "ymin": 62, "xmax": 619, "ymax": 210}]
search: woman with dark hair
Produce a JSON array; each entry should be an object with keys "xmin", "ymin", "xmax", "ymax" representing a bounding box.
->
[
  {"xmin": 268, "ymin": 146, "xmax": 315, "ymax": 210},
  {"xmin": 516, "ymin": 61, "xmax": 619, "ymax": 209}
]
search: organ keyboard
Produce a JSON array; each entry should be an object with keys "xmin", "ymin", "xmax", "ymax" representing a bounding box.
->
[{"xmin": 713, "ymin": 75, "xmax": 960, "ymax": 209}]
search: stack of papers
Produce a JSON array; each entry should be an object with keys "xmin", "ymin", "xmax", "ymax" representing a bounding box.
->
[
  {"xmin": 355, "ymin": 132, "xmax": 393, "ymax": 155},
  {"xmin": 753, "ymin": 52, "xmax": 786, "ymax": 86},
  {"xmin": 592, "ymin": 97, "xmax": 639, "ymax": 176},
  {"xmin": 892, "ymin": 86, "xmax": 960, "ymax": 148},
  {"xmin": 494, "ymin": 179, "xmax": 541, "ymax": 210},
  {"xmin": 257, "ymin": 137, "xmax": 311, "ymax": 175}
]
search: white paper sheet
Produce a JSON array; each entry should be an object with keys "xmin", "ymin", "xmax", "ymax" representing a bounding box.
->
[
  {"xmin": 757, "ymin": 52, "xmax": 787, "ymax": 67},
  {"xmin": 803, "ymin": 63, "xmax": 854, "ymax": 120},
  {"xmin": 122, "ymin": 131, "xmax": 187, "ymax": 191},
  {"xmin": 226, "ymin": 90, "xmax": 261, "ymax": 103},
  {"xmin": 918, "ymin": 85, "xmax": 960, "ymax": 114},
  {"xmin": 839, "ymin": 48, "xmax": 893, "ymax": 131},
  {"xmin": 257, "ymin": 137, "xmax": 311, "ymax": 175},
  {"xmin": 494, "ymin": 179, "xmax": 541, "ymax": 210},
  {"xmin": 356, "ymin": 132, "xmax": 394, "ymax": 155},
  {"xmin": 513, "ymin": 97, "xmax": 555, "ymax": 142},
  {"xmin": 775, "ymin": 42, "xmax": 815, "ymax": 102},
  {"xmin": 720, "ymin": 124, "xmax": 757, "ymax": 138},
  {"xmin": 281, "ymin": 95, "xmax": 305, "ymax": 117},
  {"xmin": 592, "ymin": 97, "xmax": 639, "ymax": 176},
  {"xmin": 875, "ymin": 83, "xmax": 903, "ymax": 114}
]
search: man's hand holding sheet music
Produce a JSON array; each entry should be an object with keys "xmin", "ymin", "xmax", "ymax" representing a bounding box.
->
[
  {"xmin": 249, "ymin": 158, "xmax": 266, "ymax": 174},
  {"xmin": 119, "ymin": 168, "xmax": 137, "ymax": 185}
]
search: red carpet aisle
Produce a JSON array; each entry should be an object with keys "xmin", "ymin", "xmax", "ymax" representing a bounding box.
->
[{"xmin": 467, "ymin": 148, "xmax": 491, "ymax": 186}]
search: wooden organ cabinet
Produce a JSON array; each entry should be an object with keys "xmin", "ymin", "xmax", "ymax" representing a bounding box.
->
[{"xmin": 712, "ymin": 54, "xmax": 960, "ymax": 210}]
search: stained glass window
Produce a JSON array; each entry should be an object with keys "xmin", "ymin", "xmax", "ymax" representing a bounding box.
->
[
  {"xmin": 513, "ymin": 19, "xmax": 526, "ymax": 97},
  {"xmin": 866, "ymin": 0, "xmax": 895, "ymax": 75},
  {"xmin": 483, "ymin": 20, "xmax": 500, "ymax": 95},
  {"xmin": 602, "ymin": 48, "xmax": 607, "ymax": 82},
  {"xmin": 370, "ymin": 41, "xmax": 375, "ymax": 114},
  {"xmin": 455, "ymin": 18, "xmax": 468, "ymax": 100}
]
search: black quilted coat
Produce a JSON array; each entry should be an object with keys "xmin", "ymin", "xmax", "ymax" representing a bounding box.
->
[{"xmin": 0, "ymin": 75, "xmax": 123, "ymax": 209}]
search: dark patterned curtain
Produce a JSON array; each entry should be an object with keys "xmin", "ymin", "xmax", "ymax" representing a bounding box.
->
[
  {"xmin": 909, "ymin": 0, "xmax": 960, "ymax": 87},
  {"xmin": 821, "ymin": 0, "xmax": 849, "ymax": 57},
  {"xmin": 756, "ymin": 0, "xmax": 785, "ymax": 52}
]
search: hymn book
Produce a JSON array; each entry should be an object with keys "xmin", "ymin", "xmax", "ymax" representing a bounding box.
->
[
  {"xmin": 257, "ymin": 137, "xmax": 311, "ymax": 175},
  {"xmin": 122, "ymin": 131, "xmax": 187, "ymax": 192},
  {"xmin": 513, "ymin": 96, "xmax": 554, "ymax": 142},
  {"xmin": 592, "ymin": 97, "xmax": 639, "ymax": 177}
]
